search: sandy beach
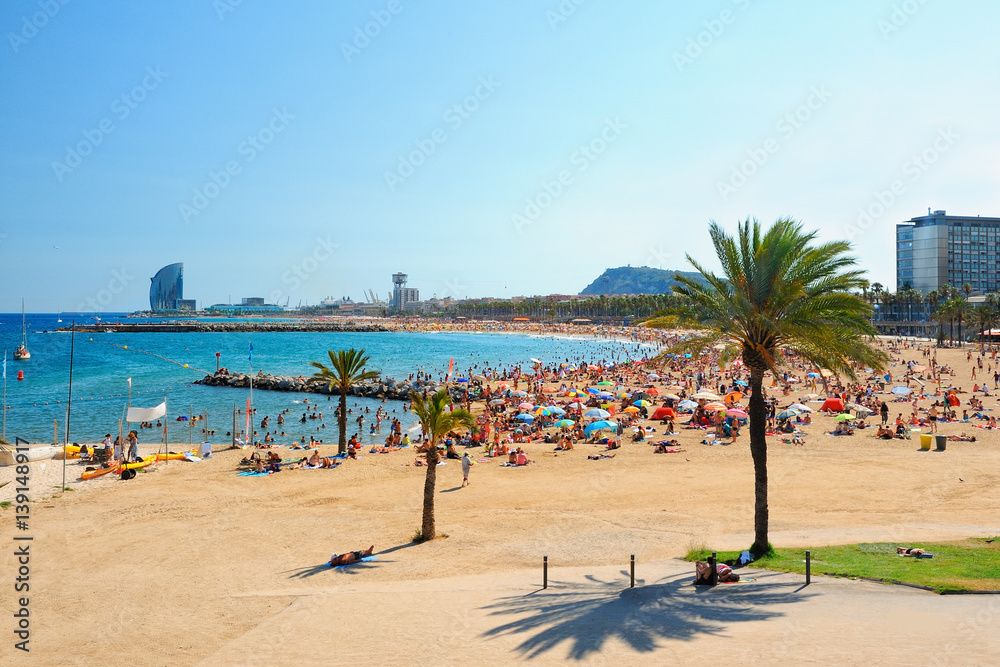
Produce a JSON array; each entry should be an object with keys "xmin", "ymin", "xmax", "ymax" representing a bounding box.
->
[{"xmin": 2, "ymin": 335, "xmax": 1000, "ymax": 664}]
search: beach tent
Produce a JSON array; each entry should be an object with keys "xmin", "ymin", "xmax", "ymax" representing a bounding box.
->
[
  {"xmin": 650, "ymin": 407, "xmax": 675, "ymax": 420},
  {"xmin": 820, "ymin": 397, "xmax": 845, "ymax": 412}
]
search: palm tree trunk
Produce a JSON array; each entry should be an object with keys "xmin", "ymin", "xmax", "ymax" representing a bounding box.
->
[
  {"xmin": 338, "ymin": 389, "xmax": 348, "ymax": 455},
  {"xmin": 748, "ymin": 365, "xmax": 769, "ymax": 556},
  {"xmin": 421, "ymin": 440, "xmax": 438, "ymax": 539}
]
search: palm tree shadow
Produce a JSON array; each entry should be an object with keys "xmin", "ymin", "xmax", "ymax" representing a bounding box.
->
[{"xmin": 481, "ymin": 572, "xmax": 816, "ymax": 660}]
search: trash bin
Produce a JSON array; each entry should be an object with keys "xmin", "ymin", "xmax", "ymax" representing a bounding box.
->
[
  {"xmin": 920, "ymin": 434, "xmax": 933, "ymax": 450},
  {"xmin": 935, "ymin": 434, "xmax": 947, "ymax": 451}
]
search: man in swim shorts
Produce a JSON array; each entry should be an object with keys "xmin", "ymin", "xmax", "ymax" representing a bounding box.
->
[{"xmin": 329, "ymin": 545, "xmax": 375, "ymax": 566}]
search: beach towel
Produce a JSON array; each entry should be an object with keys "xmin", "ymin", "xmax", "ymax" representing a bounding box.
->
[
  {"xmin": 238, "ymin": 471, "xmax": 273, "ymax": 477},
  {"xmin": 333, "ymin": 555, "xmax": 378, "ymax": 569}
]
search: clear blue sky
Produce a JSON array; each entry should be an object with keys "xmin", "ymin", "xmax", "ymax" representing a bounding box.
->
[{"xmin": 1, "ymin": 0, "xmax": 997, "ymax": 312}]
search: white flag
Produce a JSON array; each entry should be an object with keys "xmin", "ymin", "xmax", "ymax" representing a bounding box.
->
[
  {"xmin": 127, "ymin": 377, "xmax": 132, "ymax": 388},
  {"xmin": 127, "ymin": 401, "xmax": 166, "ymax": 422}
]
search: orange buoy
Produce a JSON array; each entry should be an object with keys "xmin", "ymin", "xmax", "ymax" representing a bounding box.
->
[{"xmin": 17, "ymin": 370, "xmax": 24, "ymax": 381}]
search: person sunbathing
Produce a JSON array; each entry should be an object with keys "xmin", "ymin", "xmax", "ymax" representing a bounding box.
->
[
  {"xmin": 694, "ymin": 560, "xmax": 740, "ymax": 584},
  {"xmin": 329, "ymin": 545, "xmax": 375, "ymax": 566},
  {"xmin": 896, "ymin": 546, "xmax": 926, "ymax": 557},
  {"xmin": 949, "ymin": 432, "xmax": 977, "ymax": 442}
]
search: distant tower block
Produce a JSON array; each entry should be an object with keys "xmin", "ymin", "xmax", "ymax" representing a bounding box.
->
[{"xmin": 391, "ymin": 272, "xmax": 418, "ymax": 311}]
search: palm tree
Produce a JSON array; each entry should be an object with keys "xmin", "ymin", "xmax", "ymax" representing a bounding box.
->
[
  {"xmin": 409, "ymin": 389, "xmax": 477, "ymax": 541},
  {"xmin": 310, "ymin": 349, "xmax": 381, "ymax": 454},
  {"xmin": 645, "ymin": 218, "xmax": 887, "ymax": 556}
]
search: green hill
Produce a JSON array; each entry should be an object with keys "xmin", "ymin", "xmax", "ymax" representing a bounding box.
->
[{"xmin": 579, "ymin": 266, "xmax": 706, "ymax": 295}]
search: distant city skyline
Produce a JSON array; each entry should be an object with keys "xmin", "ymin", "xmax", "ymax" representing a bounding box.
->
[{"xmin": 2, "ymin": 1, "xmax": 998, "ymax": 311}]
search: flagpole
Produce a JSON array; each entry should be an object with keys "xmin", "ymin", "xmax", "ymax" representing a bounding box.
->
[
  {"xmin": 3, "ymin": 351, "xmax": 7, "ymax": 442},
  {"xmin": 248, "ymin": 339, "xmax": 253, "ymax": 446},
  {"xmin": 63, "ymin": 323, "xmax": 76, "ymax": 493}
]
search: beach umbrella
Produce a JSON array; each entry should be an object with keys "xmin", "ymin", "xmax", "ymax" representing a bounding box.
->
[
  {"xmin": 597, "ymin": 381, "xmax": 613, "ymax": 386},
  {"xmin": 854, "ymin": 407, "xmax": 874, "ymax": 417},
  {"xmin": 497, "ymin": 382, "xmax": 509, "ymax": 389},
  {"xmin": 623, "ymin": 406, "xmax": 640, "ymax": 413},
  {"xmin": 597, "ymin": 391, "xmax": 615, "ymax": 400},
  {"xmin": 806, "ymin": 372, "xmax": 820, "ymax": 378},
  {"xmin": 518, "ymin": 402, "xmax": 535, "ymax": 410},
  {"xmin": 514, "ymin": 413, "xmax": 535, "ymax": 423},
  {"xmin": 546, "ymin": 405, "xmax": 566, "ymax": 415},
  {"xmin": 891, "ymin": 386, "xmax": 912, "ymax": 396},
  {"xmin": 555, "ymin": 419, "xmax": 575, "ymax": 428},
  {"xmin": 646, "ymin": 387, "xmax": 660, "ymax": 395},
  {"xmin": 584, "ymin": 420, "xmax": 618, "ymax": 434},
  {"xmin": 665, "ymin": 385, "xmax": 685, "ymax": 392},
  {"xmin": 567, "ymin": 401, "xmax": 586, "ymax": 410},
  {"xmin": 647, "ymin": 373, "xmax": 660, "ymax": 380},
  {"xmin": 632, "ymin": 399, "xmax": 651, "ymax": 407},
  {"xmin": 678, "ymin": 400, "xmax": 698, "ymax": 410},
  {"xmin": 586, "ymin": 388, "xmax": 600, "ymax": 394},
  {"xmin": 775, "ymin": 409, "xmax": 798, "ymax": 419},
  {"xmin": 584, "ymin": 408, "xmax": 611, "ymax": 418},
  {"xmin": 692, "ymin": 391, "xmax": 721, "ymax": 401},
  {"xmin": 616, "ymin": 391, "xmax": 631, "ymax": 398},
  {"xmin": 788, "ymin": 403, "xmax": 812, "ymax": 412},
  {"xmin": 703, "ymin": 402, "xmax": 727, "ymax": 411},
  {"xmin": 727, "ymin": 408, "xmax": 749, "ymax": 418},
  {"xmin": 663, "ymin": 393, "xmax": 681, "ymax": 401},
  {"xmin": 455, "ymin": 377, "xmax": 469, "ymax": 383},
  {"xmin": 534, "ymin": 406, "xmax": 553, "ymax": 416},
  {"xmin": 732, "ymin": 380, "xmax": 748, "ymax": 387},
  {"xmin": 632, "ymin": 391, "xmax": 650, "ymax": 400},
  {"xmin": 488, "ymin": 399, "xmax": 506, "ymax": 406},
  {"xmin": 834, "ymin": 413, "xmax": 853, "ymax": 421},
  {"xmin": 511, "ymin": 390, "xmax": 528, "ymax": 397}
]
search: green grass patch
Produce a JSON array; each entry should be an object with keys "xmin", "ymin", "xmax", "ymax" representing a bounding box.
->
[
  {"xmin": 0, "ymin": 501, "xmax": 11, "ymax": 509},
  {"xmin": 685, "ymin": 539, "xmax": 1000, "ymax": 593}
]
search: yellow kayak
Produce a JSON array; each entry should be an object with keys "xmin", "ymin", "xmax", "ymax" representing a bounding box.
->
[
  {"xmin": 121, "ymin": 455, "xmax": 157, "ymax": 471},
  {"xmin": 154, "ymin": 452, "xmax": 194, "ymax": 461}
]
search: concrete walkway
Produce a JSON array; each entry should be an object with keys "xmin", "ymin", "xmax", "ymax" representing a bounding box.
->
[{"xmin": 200, "ymin": 559, "xmax": 999, "ymax": 665}]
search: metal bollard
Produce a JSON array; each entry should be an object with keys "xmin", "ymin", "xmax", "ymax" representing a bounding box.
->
[
  {"xmin": 806, "ymin": 550, "xmax": 811, "ymax": 585},
  {"xmin": 709, "ymin": 551, "xmax": 718, "ymax": 586},
  {"xmin": 630, "ymin": 554, "xmax": 635, "ymax": 588},
  {"xmin": 543, "ymin": 555, "xmax": 548, "ymax": 589}
]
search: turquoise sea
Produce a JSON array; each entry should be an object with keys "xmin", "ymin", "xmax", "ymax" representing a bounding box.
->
[{"xmin": 0, "ymin": 313, "xmax": 655, "ymax": 445}]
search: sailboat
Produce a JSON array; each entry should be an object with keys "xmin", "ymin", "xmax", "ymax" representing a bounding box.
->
[{"xmin": 13, "ymin": 299, "xmax": 30, "ymax": 360}]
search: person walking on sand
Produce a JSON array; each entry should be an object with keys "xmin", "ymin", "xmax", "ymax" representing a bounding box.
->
[
  {"xmin": 880, "ymin": 400, "xmax": 889, "ymax": 426},
  {"xmin": 461, "ymin": 451, "xmax": 472, "ymax": 487}
]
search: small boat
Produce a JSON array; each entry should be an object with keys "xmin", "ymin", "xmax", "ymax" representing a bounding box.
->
[
  {"xmin": 0, "ymin": 445, "xmax": 60, "ymax": 466},
  {"xmin": 13, "ymin": 299, "xmax": 29, "ymax": 360}
]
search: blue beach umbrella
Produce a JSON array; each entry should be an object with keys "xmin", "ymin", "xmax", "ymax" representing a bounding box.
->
[
  {"xmin": 555, "ymin": 419, "xmax": 576, "ymax": 428},
  {"xmin": 584, "ymin": 408, "xmax": 611, "ymax": 419},
  {"xmin": 514, "ymin": 413, "xmax": 535, "ymax": 423},
  {"xmin": 546, "ymin": 406, "xmax": 566, "ymax": 415},
  {"xmin": 891, "ymin": 386, "xmax": 912, "ymax": 396},
  {"xmin": 584, "ymin": 420, "xmax": 618, "ymax": 434}
]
